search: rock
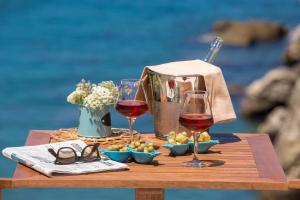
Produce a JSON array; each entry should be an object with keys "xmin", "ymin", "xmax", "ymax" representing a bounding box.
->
[
  {"xmin": 240, "ymin": 97, "xmax": 275, "ymax": 117},
  {"xmin": 261, "ymin": 78, "xmax": 300, "ymax": 200},
  {"xmin": 283, "ymin": 25, "xmax": 300, "ymax": 65},
  {"xmin": 212, "ymin": 20, "xmax": 287, "ymax": 46},
  {"xmin": 228, "ymin": 83, "xmax": 245, "ymax": 95},
  {"xmin": 291, "ymin": 63, "xmax": 300, "ymax": 74},
  {"xmin": 275, "ymin": 78, "xmax": 300, "ymax": 175},
  {"xmin": 258, "ymin": 107, "xmax": 289, "ymax": 142},
  {"xmin": 261, "ymin": 190, "xmax": 300, "ymax": 200},
  {"xmin": 240, "ymin": 67, "xmax": 298, "ymax": 117},
  {"xmin": 243, "ymin": 23, "xmax": 300, "ymax": 200}
]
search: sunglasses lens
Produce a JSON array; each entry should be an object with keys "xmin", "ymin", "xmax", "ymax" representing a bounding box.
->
[
  {"xmin": 82, "ymin": 145, "xmax": 99, "ymax": 162},
  {"xmin": 57, "ymin": 148, "xmax": 76, "ymax": 164}
]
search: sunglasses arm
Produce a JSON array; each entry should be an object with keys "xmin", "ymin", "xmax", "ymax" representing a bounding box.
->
[{"xmin": 48, "ymin": 148, "xmax": 57, "ymax": 157}]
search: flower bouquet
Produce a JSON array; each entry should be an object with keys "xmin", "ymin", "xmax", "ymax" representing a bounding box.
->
[{"xmin": 67, "ymin": 79, "xmax": 118, "ymax": 138}]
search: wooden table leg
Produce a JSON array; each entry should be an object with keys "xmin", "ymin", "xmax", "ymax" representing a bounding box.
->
[
  {"xmin": 0, "ymin": 189, "xmax": 2, "ymax": 200},
  {"xmin": 135, "ymin": 188, "xmax": 164, "ymax": 200}
]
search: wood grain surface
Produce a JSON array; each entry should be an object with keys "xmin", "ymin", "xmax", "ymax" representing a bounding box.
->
[
  {"xmin": 1, "ymin": 130, "xmax": 287, "ymax": 191},
  {"xmin": 288, "ymin": 179, "xmax": 300, "ymax": 189},
  {"xmin": 135, "ymin": 188, "xmax": 164, "ymax": 200}
]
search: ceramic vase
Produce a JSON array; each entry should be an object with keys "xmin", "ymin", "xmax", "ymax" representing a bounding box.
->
[{"xmin": 78, "ymin": 106, "xmax": 112, "ymax": 138}]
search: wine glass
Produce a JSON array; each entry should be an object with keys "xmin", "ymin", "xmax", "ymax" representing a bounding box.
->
[
  {"xmin": 116, "ymin": 79, "xmax": 148, "ymax": 142},
  {"xmin": 179, "ymin": 90, "xmax": 213, "ymax": 168}
]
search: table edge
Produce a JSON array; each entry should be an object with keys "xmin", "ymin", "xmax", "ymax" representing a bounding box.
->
[
  {"xmin": 288, "ymin": 179, "xmax": 300, "ymax": 189},
  {"xmin": 248, "ymin": 134, "xmax": 286, "ymax": 181},
  {"xmin": 1, "ymin": 130, "xmax": 288, "ymax": 191}
]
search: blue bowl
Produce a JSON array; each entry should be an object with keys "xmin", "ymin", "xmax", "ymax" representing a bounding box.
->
[
  {"xmin": 131, "ymin": 151, "xmax": 161, "ymax": 164},
  {"xmin": 99, "ymin": 149, "xmax": 131, "ymax": 163},
  {"xmin": 188, "ymin": 140, "xmax": 219, "ymax": 153},
  {"xmin": 162, "ymin": 143, "xmax": 189, "ymax": 156}
]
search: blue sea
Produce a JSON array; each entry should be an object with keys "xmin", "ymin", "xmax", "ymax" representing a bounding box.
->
[{"xmin": 1, "ymin": 0, "xmax": 300, "ymax": 199}]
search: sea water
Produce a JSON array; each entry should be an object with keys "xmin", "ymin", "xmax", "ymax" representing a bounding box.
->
[{"xmin": 0, "ymin": 0, "xmax": 299, "ymax": 199}]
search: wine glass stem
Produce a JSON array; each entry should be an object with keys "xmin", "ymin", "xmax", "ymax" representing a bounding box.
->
[
  {"xmin": 193, "ymin": 131, "xmax": 199, "ymax": 161},
  {"xmin": 128, "ymin": 117, "xmax": 136, "ymax": 142}
]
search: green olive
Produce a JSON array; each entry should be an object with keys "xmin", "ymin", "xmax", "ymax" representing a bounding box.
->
[
  {"xmin": 134, "ymin": 141, "xmax": 141, "ymax": 147},
  {"xmin": 147, "ymin": 143, "xmax": 153, "ymax": 147},
  {"xmin": 147, "ymin": 146, "xmax": 154, "ymax": 152},
  {"xmin": 107, "ymin": 146, "xmax": 113, "ymax": 151},
  {"xmin": 168, "ymin": 138, "xmax": 176, "ymax": 144},
  {"xmin": 137, "ymin": 146, "xmax": 144, "ymax": 152},
  {"xmin": 120, "ymin": 147, "xmax": 128, "ymax": 152}
]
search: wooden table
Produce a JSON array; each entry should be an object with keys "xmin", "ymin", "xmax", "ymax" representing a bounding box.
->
[
  {"xmin": 0, "ymin": 130, "xmax": 288, "ymax": 200},
  {"xmin": 288, "ymin": 179, "xmax": 300, "ymax": 189}
]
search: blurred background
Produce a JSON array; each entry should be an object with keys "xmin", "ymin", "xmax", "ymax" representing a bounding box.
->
[{"xmin": 1, "ymin": 0, "xmax": 300, "ymax": 199}]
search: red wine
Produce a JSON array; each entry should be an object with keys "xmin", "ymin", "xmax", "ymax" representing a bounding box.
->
[
  {"xmin": 179, "ymin": 114, "xmax": 213, "ymax": 132},
  {"xmin": 116, "ymin": 100, "xmax": 148, "ymax": 118},
  {"xmin": 168, "ymin": 80, "xmax": 175, "ymax": 89}
]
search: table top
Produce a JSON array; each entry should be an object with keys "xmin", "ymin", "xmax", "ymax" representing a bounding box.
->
[
  {"xmin": 0, "ymin": 130, "xmax": 288, "ymax": 191},
  {"xmin": 288, "ymin": 179, "xmax": 300, "ymax": 189}
]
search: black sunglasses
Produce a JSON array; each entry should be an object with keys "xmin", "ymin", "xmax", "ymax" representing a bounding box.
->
[{"xmin": 48, "ymin": 143, "xmax": 100, "ymax": 165}]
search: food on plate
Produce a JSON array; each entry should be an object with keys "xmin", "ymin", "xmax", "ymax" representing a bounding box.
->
[
  {"xmin": 168, "ymin": 131, "xmax": 189, "ymax": 144},
  {"xmin": 131, "ymin": 141, "xmax": 155, "ymax": 153},
  {"xmin": 190, "ymin": 131, "xmax": 211, "ymax": 142},
  {"xmin": 107, "ymin": 144, "xmax": 128, "ymax": 152}
]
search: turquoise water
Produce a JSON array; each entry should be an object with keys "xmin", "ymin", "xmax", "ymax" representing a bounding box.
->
[{"xmin": 1, "ymin": 0, "xmax": 300, "ymax": 199}]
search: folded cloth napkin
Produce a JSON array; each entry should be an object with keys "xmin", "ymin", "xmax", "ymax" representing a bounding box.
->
[{"xmin": 137, "ymin": 59, "xmax": 236, "ymax": 124}]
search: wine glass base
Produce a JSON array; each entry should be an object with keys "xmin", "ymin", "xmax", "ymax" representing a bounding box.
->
[{"xmin": 182, "ymin": 159, "xmax": 208, "ymax": 168}]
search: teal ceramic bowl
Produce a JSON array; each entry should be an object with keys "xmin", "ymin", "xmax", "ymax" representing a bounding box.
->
[
  {"xmin": 188, "ymin": 140, "xmax": 219, "ymax": 153},
  {"xmin": 99, "ymin": 149, "xmax": 131, "ymax": 163},
  {"xmin": 162, "ymin": 143, "xmax": 189, "ymax": 156},
  {"xmin": 131, "ymin": 151, "xmax": 161, "ymax": 164}
]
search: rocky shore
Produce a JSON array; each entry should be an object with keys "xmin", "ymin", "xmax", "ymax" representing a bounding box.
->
[
  {"xmin": 211, "ymin": 20, "xmax": 287, "ymax": 46},
  {"xmin": 241, "ymin": 25, "xmax": 300, "ymax": 199}
]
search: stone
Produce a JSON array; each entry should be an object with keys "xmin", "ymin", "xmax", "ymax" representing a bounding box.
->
[
  {"xmin": 258, "ymin": 107, "xmax": 289, "ymax": 142},
  {"xmin": 228, "ymin": 83, "xmax": 245, "ymax": 96},
  {"xmin": 275, "ymin": 78, "xmax": 300, "ymax": 175},
  {"xmin": 212, "ymin": 20, "xmax": 287, "ymax": 46},
  {"xmin": 283, "ymin": 25, "xmax": 300, "ymax": 66},
  {"xmin": 245, "ymin": 23, "xmax": 300, "ymax": 200},
  {"xmin": 261, "ymin": 190, "xmax": 300, "ymax": 200},
  {"xmin": 240, "ymin": 67, "xmax": 298, "ymax": 117},
  {"xmin": 291, "ymin": 63, "xmax": 300, "ymax": 74},
  {"xmin": 261, "ymin": 78, "xmax": 300, "ymax": 200}
]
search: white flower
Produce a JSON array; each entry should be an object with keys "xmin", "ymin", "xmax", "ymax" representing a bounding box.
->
[
  {"xmin": 67, "ymin": 91, "xmax": 80, "ymax": 104},
  {"xmin": 67, "ymin": 79, "xmax": 119, "ymax": 109},
  {"xmin": 67, "ymin": 91, "xmax": 76, "ymax": 104},
  {"xmin": 83, "ymin": 85, "xmax": 117, "ymax": 110}
]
